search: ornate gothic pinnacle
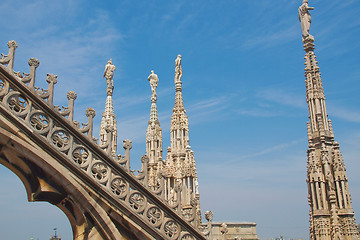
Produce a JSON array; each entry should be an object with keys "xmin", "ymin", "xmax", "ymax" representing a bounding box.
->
[
  {"xmin": 99, "ymin": 60, "xmax": 117, "ymax": 155},
  {"xmin": 300, "ymin": 2, "xmax": 360, "ymax": 238},
  {"xmin": 146, "ymin": 70, "xmax": 163, "ymax": 170}
]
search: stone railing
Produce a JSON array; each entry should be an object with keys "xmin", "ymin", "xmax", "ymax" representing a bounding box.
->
[{"xmin": 0, "ymin": 40, "xmax": 212, "ymax": 240}]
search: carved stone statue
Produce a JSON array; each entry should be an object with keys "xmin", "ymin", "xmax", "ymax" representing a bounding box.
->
[
  {"xmin": 175, "ymin": 54, "xmax": 182, "ymax": 82},
  {"xmin": 168, "ymin": 188, "xmax": 176, "ymax": 205},
  {"xmin": 147, "ymin": 70, "xmax": 159, "ymax": 96},
  {"xmin": 194, "ymin": 178, "xmax": 199, "ymax": 194},
  {"xmin": 103, "ymin": 59, "xmax": 116, "ymax": 89},
  {"xmin": 298, "ymin": 0, "xmax": 314, "ymax": 40},
  {"xmin": 220, "ymin": 223, "xmax": 228, "ymax": 240}
]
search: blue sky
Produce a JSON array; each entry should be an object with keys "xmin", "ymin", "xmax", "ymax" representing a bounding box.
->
[{"xmin": 0, "ymin": 0, "xmax": 360, "ymax": 239}]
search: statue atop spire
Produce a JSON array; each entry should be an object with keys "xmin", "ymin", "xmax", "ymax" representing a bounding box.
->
[
  {"xmin": 145, "ymin": 70, "xmax": 163, "ymax": 190},
  {"xmin": 175, "ymin": 54, "xmax": 182, "ymax": 83},
  {"xmin": 298, "ymin": 0, "xmax": 314, "ymax": 41},
  {"xmin": 147, "ymin": 70, "xmax": 159, "ymax": 100},
  {"xmin": 163, "ymin": 54, "xmax": 202, "ymax": 227},
  {"xmin": 103, "ymin": 58, "xmax": 116, "ymax": 94},
  {"xmin": 100, "ymin": 59, "xmax": 118, "ymax": 157},
  {"xmin": 299, "ymin": 2, "xmax": 360, "ymax": 239}
]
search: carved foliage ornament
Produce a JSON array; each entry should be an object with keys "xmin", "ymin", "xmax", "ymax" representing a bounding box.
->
[
  {"xmin": 164, "ymin": 220, "xmax": 180, "ymax": 239},
  {"xmin": 146, "ymin": 206, "xmax": 162, "ymax": 227},
  {"xmin": 129, "ymin": 192, "xmax": 146, "ymax": 212},
  {"xmin": 30, "ymin": 112, "xmax": 50, "ymax": 133},
  {"xmin": 110, "ymin": 178, "xmax": 128, "ymax": 199}
]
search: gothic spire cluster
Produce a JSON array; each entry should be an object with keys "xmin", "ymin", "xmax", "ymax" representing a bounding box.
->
[
  {"xmin": 144, "ymin": 55, "xmax": 202, "ymax": 227},
  {"xmin": 98, "ymin": 54, "xmax": 203, "ymax": 229},
  {"xmin": 299, "ymin": 1, "xmax": 360, "ymax": 239}
]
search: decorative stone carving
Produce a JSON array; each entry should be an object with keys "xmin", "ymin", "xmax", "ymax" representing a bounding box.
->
[
  {"xmin": 175, "ymin": 54, "xmax": 182, "ymax": 82},
  {"xmin": 46, "ymin": 73, "xmax": 58, "ymax": 84},
  {"xmin": 66, "ymin": 90, "xmax": 77, "ymax": 100},
  {"xmin": 205, "ymin": 211, "xmax": 213, "ymax": 222},
  {"xmin": 298, "ymin": 0, "xmax": 314, "ymax": 41},
  {"xmin": 164, "ymin": 220, "xmax": 180, "ymax": 239},
  {"xmin": 51, "ymin": 130, "xmax": 70, "ymax": 150},
  {"xmin": 30, "ymin": 113, "xmax": 50, "ymax": 132},
  {"xmin": 28, "ymin": 58, "xmax": 40, "ymax": 68},
  {"xmin": 146, "ymin": 206, "xmax": 162, "ymax": 227},
  {"xmin": 110, "ymin": 177, "xmax": 128, "ymax": 198},
  {"xmin": 103, "ymin": 59, "xmax": 116, "ymax": 90},
  {"xmin": 148, "ymin": 70, "xmax": 158, "ymax": 98},
  {"xmin": 220, "ymin": 223, "xmax": 228, "ymax": 240},
  {"xmin": 72, "ymin": 147, "xmax": 90, "ymax": 167},
  {"xmin": 91, "ymin": 162, "xmax": 108, "ymax": 182},
  {"xmin": 181, "ymin": 234, "xmax": 195, "ymax": 240},
  {"xmin": 7, "ymin": 93, "xmax": 28, "ymax": 114},
  {"xmin": 129, "ymin": 192, "xmax": 146, "ymax": 212}
]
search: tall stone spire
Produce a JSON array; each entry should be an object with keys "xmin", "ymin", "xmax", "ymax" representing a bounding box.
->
[
  {"xmin": 146, "ymin": 70, "xmax": 163, "ymax": 189},
  {"xmin": 163, "ymin": 54, "xmax": 202, "ymax": 227},
  {"xmin": 299, "ymin": 2, "xmax": 360, "ymax": 239},
  {"xmin": 99, "ymin": 59, "xmax": 117, "ymax": 157},
  {"xmin": 170, "ymin": 54, "xmax": 190, "ymax": 151}
]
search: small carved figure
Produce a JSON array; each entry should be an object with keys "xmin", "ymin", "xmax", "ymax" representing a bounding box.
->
[
  {"xmin": 147, "ymin": 70, "xmax": 159, "ymax": 96},
  {"xmin": 194, "ymin": 178, "xmax": 199, "ymax": 194},
  {"xmin": 103, "ymin": 59, "xmax": 116, "ymax": 89},
  {"xmin": 168, "ymin": 188, "xmax": 176, "ymax": 205},
  {"xmin": 298, "ymin": 0, "xmax": 314, "ymax": 40},
  {"xmin": 220, "ymin": 223, "xmax": 228, "ymax": 240},
  {"xmin": 175, "ymin": 54, "xmax": 182, "ymax": 81}
]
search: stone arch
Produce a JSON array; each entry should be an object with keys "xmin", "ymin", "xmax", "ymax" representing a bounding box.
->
[
  {"xmin": 0, "ymin": 164, "xmax": 72, "ymax": 239},
  {"xmin": 0, "ymin": 120, "xmax": 128, "ymax": 240}
]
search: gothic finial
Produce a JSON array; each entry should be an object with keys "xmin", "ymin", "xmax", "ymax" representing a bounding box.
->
[
  {"xmin": 298, "ymin": 0, "xmax": 314, "ymax": 41},
  {"xmin": 205, "ymin": 211, "xmax": 213, "ymax": 222},
  {"xmin": 123, "ymin": 139, "xmax": 132, "ymax": 150},
  {"xmin": 86, "ymin": 107, "xmax": 96, "ymax": 118},
  {"xmin": 0, "ymin": 40, "xmax": 18, "ymax": 70},
  {"xmin": 7, "ymin": 40, "xmax": 17, "ymax": 49},
  {"xmin": 28, "ymin": 58, "xmax": 40, "ymax": 68},
  {"xmin": 141, "ymin": 155, "xmax": 149, "ymax": 164},
  {"xmin": 67, "ymin": 91, "xmax": 77, "ymax": 100},
  {"xmin": 46, "ymin": 74, "xmax": 58, "ymax": 84}
]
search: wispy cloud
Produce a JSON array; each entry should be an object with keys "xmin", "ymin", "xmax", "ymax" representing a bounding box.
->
[
  {"xmin": 239, "ymin": 138, "xmax": 304, "ymax": 162},
  {"xmin": 235, "ymin": 108, "xmax": 281, "ymax": 117},
  {"xmin": 240, "ymin": 24, "xmax": 299, "ymax": 50},
  {"xmin": 1, "ymin": 1, "xmax": 124, "ymax": 108},
  {"xmin": 187, "ymin": 96, "xmax": 232, "ymax": 124},
  {"xmin": 327, "ymin": 104, "xmax": 360, "ymax": 123},
  {"xmin": 256, "ymin": 88, "xmax": 306, "ymax": 109}
]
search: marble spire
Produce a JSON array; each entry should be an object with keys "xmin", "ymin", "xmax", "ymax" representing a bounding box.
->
[
  {"xmin": 170, "ymin": 54, "xmax": 189, "ymax": 151},
  {"xmin": 299, "ymin": 2, "xmax": 360, "ymax": 239},
  {"xmin": 163, "ymin": 54, "xmax": 202, "ymax": 227},
  {"xmin": 146, "ymin": 70, "xmax": 163, "ymax": 189},
  {"xmin": 99, "ymin": 59, "xmax": 117, "ymax": 157}
]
